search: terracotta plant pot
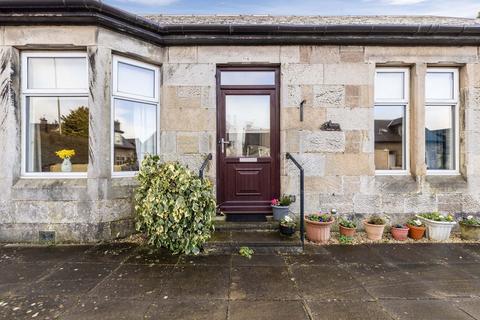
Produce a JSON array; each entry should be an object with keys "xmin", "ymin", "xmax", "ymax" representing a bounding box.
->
[
  {"xmin": 407, "ymin": 224, "xmax": 426, "ymax": 240},
  {"xmin": 459, "ymin": 222, "xmax": 480, "ymax": 240},
  {"xmin": 363, "ymin": 221, "xmax": 386, "ymax": 241},
  {"xmin": 391, "ymin": 226, "xmax": 409, "ymax": 241},
  {"xmin": 305, "ymin": 217, "xmax": 335, "ymax": 243},
  {"xmin": 339, "ymin": 225, "xmax": 356, "ymax": 237}
]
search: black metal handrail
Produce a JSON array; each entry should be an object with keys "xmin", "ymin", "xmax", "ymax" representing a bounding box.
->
[
  {"xmin": 199, "ymin": 153, "xmax": 213, "ymax": 179},
  {"xmin": 285, "ymin": 152, "xmax": 305, "ymax": 250}
]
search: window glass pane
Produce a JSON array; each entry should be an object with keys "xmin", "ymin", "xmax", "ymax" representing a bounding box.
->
[
  {"xmin": 114, "ymin": 98, "xmax": 157, "ymax": 172},
  {"xmin": 374, "ymin": 105, "xmax": 405, "ymax": 170},
  {"xmin": 375, "ymin": 72, "xmax": 405, "ymax": 101},
  {"xmin": 26, "ymin": 97, "xmax": 89, "ymax": 172},
  {"xmin": 425, "ymin": 105, "xmax": 455, "ymax": 170},
  {"xmin": 225, "ymin": 95, "xmax": 270, "ymax": 157},
  {"xmin": 27, "ymin": 57, "xmax": 87, "ymax": 89},
  {"xmin": 117, "ymin": 62, "xmax": 155, "ymax": 98},
  {"xmin": 426, "ymin": 72, "xmax": 454, "ymax": 100},
  {"xmin": 221, "ymin": 71, "xmax": 275, "ymax": 85}
]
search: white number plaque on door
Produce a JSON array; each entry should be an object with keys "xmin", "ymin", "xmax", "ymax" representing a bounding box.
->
[{"xmin": 239, "ymin": 158, "xmax": 258, "ymax": 162}]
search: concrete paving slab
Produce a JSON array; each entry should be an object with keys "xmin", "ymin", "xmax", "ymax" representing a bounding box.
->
[
  {"xmin": 231, "ymin": 254, "xmax": 286, "ymax": 267},
  {"xmin": 0, "ymin": 295, "xmax": 75, "ymax": 319},
  {"xmin": 380, "ymin": 299, "xmax": 475, "ymax": 320},
  {"xmin": 324, "ymin": 245, "xmax": 384, "ymax": 264},
  {"xmin": 178, "ymin": 254, "xmax": 232, "ymax": 266},
  {"xmin": 230, "ymin": 266, "xmax": 299, "ymax": 300},
  {"xmin": 145, "ymin": 299, "xmax": 228, "ymax": 320},
  {"xmin": 307, "ymin": 300, "xmax": 393, "ymax": 320},
  {"xmin": 456, "ymin": 298, "xmax": 480, "ymax": 319},
  {"xmin": 228, "ymin": 300, "xmax": 308, "ymax": 320},
  {"xmin": 61, "ymin": 297, "xmax": 151, "ymax": 320}
]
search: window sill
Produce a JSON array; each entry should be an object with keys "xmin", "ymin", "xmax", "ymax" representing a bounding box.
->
[
  {"xmin": 20, "ymin": 173, "xmax": 87, "ymax": 179},
  {"xmin": 375, "ymin": 170, "xmax": 410, "ymax": 176},
  {"xmin": 426, "ymin": 171, "xmax": 460, "ymax": 176}
]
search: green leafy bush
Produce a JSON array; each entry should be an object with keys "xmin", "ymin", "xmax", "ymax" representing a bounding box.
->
[
  {"xmin": 339, "ymin": 218, "xmax": 356, "ymax": 229},
  {"xmin": 134, "ymin": 156, "xmax": 216, "ymax": 255},
  {"xmin": 418, "ymin": 212, "xmax": 454, "ymax": 222},
  {"xmin": 366, "ymin": 215, "xmax": 386, "ymax": 225},
  {"xmin": 460, "ymin": 215, "xmax": 480, "ymax": 226}
]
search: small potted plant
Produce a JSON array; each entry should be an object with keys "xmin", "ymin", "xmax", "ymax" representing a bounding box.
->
[
  {"xmin": 271, "ymin": 195, "xmax": 292, "ymax": 221},
  {"xmin": 390, "ymin": 224, "xmax": 409, "ymax": 241},
  {"xmin": 407, "ymin": 218, "xmax": 426, "ymax": 240},
  {"xmin": 459, "ymin": 215, "xmax": 480, "ymax": 240},
  {"xmin": 338, "ymin": 218, "xmax": 356, "ymax": 238},
  {"xmin": 305, "ymin": 212, "xmax": 335, "ymax": 243},
  {"xmin": 55, "ymin": 149, "xmax": 75, "ymax": 172},
  {"xmin": 363, "ymin": 215, "xmax": 386, "ymax": 241},
  {"xmin": 279, "ymin": 215, "xmax": 296, "ymax": 236},
  {"xmin": 417, "ymin": 212, "xmax": 456, "ymax": 241}
]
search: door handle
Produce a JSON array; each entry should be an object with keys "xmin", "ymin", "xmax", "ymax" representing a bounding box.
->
[{"xmin": 219, "ymin": 138, "xmax": 230, "ymax": 153}]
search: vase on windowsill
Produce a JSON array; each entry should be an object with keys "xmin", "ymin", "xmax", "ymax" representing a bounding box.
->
[{"xmin": 61, "ymin": 158, "xmax": 72, "ymax": 172}]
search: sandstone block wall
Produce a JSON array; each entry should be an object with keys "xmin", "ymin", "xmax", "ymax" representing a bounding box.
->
[{"xmin": 1, "ymin": 25, "xmax": 479, "ymax": 242}]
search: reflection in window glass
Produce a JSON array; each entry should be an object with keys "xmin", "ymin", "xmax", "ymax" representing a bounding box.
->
[
  {"xmin": 117, "ymin": 62, "xmax": 155, "ymax": 98},
  {"xmin": 425, "ymin": 105, "xmax": 454, "ymax": 170},
  {"xmin": 225, "ymin": 95, "xmax": 270, "ymax": 157},
  {"xmin": 221, "ymin": 71, "xmax": 275, "ymax": 86},
  {"xmin": 26, "ymin": 97, "xmax": 89, "ymax": 172},
  {"xmin": 426, "ymin": 72, "xmax": 454, "ymax": 100},
  {"xmin": 374, "ymin": 105, "xmax": 405, "ymax": 170},
  {"xmin": 27, "ymin": 57, "xmax": 87, "ymax": 89},
  {"xmin": 113, "ymin": 99, "xmax": 157, "ymax": 172}
]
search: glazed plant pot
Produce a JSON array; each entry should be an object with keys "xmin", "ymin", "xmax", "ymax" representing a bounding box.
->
[
  {"xmin": 391, "ymin": 226, "xmax": 409, "ymax": 241},
  {"xmin": 363, "ymin": 221, "xmax": 386, "ymax": 241},
  {"xmin": 279, "ymin": 224, "xmax": 296, "ymax": 237},
  {"xmin": 416, "ymin": 216, "xmax": 456, "ymax": 241},
  {"xmin": 459, "ymin": 222, "xmax": 480, "ymax": 240},
  {"xmin": 272, "ymin": 205, "xmax": 289, "ymax": 221},
  {"xmin": 407, "ymin": 224, "xmax": 426, "ymax": 240},
  {"xmin": 339, "ymin": 225, "xmax": 356, "ymax": 238},
  {"xmin": 305, "ymin": 217, "xmax": 335, "ymax": 243}
]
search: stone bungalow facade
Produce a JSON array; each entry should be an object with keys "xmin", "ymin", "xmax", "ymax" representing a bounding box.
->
[{"xmin": 1, "ymin": 1, "xmax": 480, "ymax": 242}]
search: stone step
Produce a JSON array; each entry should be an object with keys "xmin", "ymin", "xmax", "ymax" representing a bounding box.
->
[
  {"xmin": 214, "ymin": 220, "xmax": 279, "ymax": 232},
  {"xmin": 204, "ymin": 231, "xmax": 303, "ymax": 254}
]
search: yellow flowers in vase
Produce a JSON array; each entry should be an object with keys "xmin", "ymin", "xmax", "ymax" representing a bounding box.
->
[{"xmin": 55, "ymin": 149, "xmax": 75, "ymax": 172}]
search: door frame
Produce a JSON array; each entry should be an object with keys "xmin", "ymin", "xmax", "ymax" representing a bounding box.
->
[{"xmin": 215, "ymin": 65, "xmax": 281, "ymax": 214}]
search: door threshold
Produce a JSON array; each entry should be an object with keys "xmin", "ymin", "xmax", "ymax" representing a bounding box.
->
[{"xmin": 226, "ymin": 214, "xmax": 268, "ymax": 222}]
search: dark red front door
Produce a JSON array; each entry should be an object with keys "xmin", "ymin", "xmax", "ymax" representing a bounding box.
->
[{"xmin": 216, "ymin": 67, "xmax": 280, "ymax": 214}]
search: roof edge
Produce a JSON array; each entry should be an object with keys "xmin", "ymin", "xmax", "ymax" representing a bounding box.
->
[{"xmin": 0, "ymin": 0, "xmax": 479, "ymax": 46}]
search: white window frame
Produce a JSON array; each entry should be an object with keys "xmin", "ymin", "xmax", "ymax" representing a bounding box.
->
[
  {"xmin": 374, "ymin": 67, "xmax": 410, "ymax": 176},
  {"xmin": 425, "ymin": 68, "xmax": 460, "ymax": 176},
  {"xmin": 21, "ymin": 51, "xmax": 89, "ymax": 178},
  {"xmin": 111, "ymin": 55, "xmax": 160, "ymax": 178}
]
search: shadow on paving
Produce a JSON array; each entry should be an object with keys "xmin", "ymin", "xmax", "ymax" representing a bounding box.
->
[{"xmin": 0, "ymin": 242, "xmax": 479, "ymax": 319}]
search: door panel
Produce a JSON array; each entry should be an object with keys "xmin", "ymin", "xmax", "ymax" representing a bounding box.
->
[{"xmin": 217, "ymin": 67, "xmax": 280, "ymax": 214}]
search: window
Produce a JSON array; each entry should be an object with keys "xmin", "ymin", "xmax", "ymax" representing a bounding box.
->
[
  {"xmin": 374, "ymin": 68, "xmax": 409, "ymax": 174},
  {"xmin": 112, "ymin": 56, "xmax": 159, "ymax": 175},
  {"xmin": 21, "ymin": 52, "xmax": 89, "ymax": 176},
  {"xmin": 425, "ymin": 68, "xmax": 459, "ymax": 174}
]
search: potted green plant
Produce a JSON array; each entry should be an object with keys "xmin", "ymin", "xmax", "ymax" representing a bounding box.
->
[
  {"xmin": 391, "ymin": 224, "xmax": 409, "ymax": 241},
  {"xmin": 406, "ymin": 218, "xmax": 426, "ymax": 240},
  {"xmin": 417, "ymin": 212, "xmax": 456, "ymax": 241},
  {"xmin": 271, "ymin": 195, "xmax": 292, "ymax": 221},
  {"xmin": 279, "ymin": 215, "xmax": 296, "ymax": 236},
  {"xmin": 459, "ymin": 215, "xmax": 480, "ymax": 240},
  {"xmin": 363, "ymin": 215, "xmax": 386, "ymax": 241},
  {"xmin": 305, "ymin": 213, "xmax": 335, "ymax": 243},
  {"xmin": 338, "ymin": 218, "xmax": 356, "ymax": 237}
]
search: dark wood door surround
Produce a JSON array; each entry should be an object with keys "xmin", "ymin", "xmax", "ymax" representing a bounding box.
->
[{"xmin": 216, "ymin": 66, "xmax": 280, "ymax": 214}]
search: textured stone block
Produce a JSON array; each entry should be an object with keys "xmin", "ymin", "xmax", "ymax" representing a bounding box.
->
[
  {"xmin": 284, "ymin": 130, "xmax": 300, "ymax": 153},
  {"xmin": 164, "ymin": 86, "xmax": 202, "ymax": 108},
  {"xmin": 168, "ymin": 46, "xmax": 197, "ymax": 63},
  {"xmin": 197, "ymin": 46, "xmax": 280, "ymax": 63},
  {"xmin": 300, "ymin": 46, "xmax": 340, "ymax": 64},
  {"xmin": 300, "ymin": 130, "xmax": 345, "ymax": 153},
  {"xmin": 198, "ymin": 132, "xmax": 213, "ymax": 153},
  {"xmin": 313, "ymin": 85, "xmax": 345, "ymax": 108},
  {"xmin": 162, "ymin": 107, "xmax": 215, "ymax": 131},
  {"xmin": 404, "ymin": 194, "xmax": 437, "ymax": 214},
  {"xmin": 177, "ymin": 135, "xmax": 199, "ymax": 154},
  {"xmin": 437, "ymin": 193, "xmax": 463, "ymax": 213},
  {"xmin": 345, "ymin": 130, "xmax": 368, "ymax": 154},
  {"xmin": 340, "ymin": 46, "xmax": 365, "ymax": 63},
  {"xmin": 326, "ymin": 107, "xmax": 372, "ymax": 131},
  {"xmin": 324, "ymin": 63, "xmax": 372, "ymax": 85},
  {"xmin": 353, "ymin": 194, "xmax": 380, "ymax": 214},
  {"xmin": 380, "ymin": 194, "xmax": 405, "ymax": 214},
  {"xmin": 161, "ymin": 131, "xmax": 176, "ymax": 154},
  {"xmin": 5, "ymin": 26, "xmax": 97, "ymax": 46},
  {"xmin": 319, "ymin": 194, "xmax": 354, "ymax": 213},
  {"xmin": 281, "ymin": 107, "xmax": 326, "ymax": 131},
  {"xmin": 365, "ymin": 46, "xmax": 478, "ymax": 63},
  {"xmin": 282, "ymin": 64, "xmax": 323, "ymax": 85},
  {"xmin": 305, "ymin": 176, "xmax": 342, "ymax": 193},
  {"xmin": 163, "ymin": 63, "xmax": 216, "ymax": 86},
  {"xmin": 325, "ymin": 153, "xmax": 373, "ymax": 176},
  {"xmin": 280, "ymin": 46, "xmax": 300, "ymax": 63},
  {"xmin": 286, "ymin": 153, "xmax": 325, "ymax": 177},
  {"xmin": 345, "ymin": 85, "xmax": 372, "ymax": 108}
]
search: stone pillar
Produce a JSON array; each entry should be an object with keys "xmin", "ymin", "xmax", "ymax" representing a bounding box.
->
[
  {"xmin": 410, "ymin": 63, "xmax": 427, "ymax": 180},
  {"xmin": 87, "ymin": 46, "xmax": 112, "ymax": 200},
  {"xmin": 0, "ymin": 47, "xmax": 20, "ymax": 201}
]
